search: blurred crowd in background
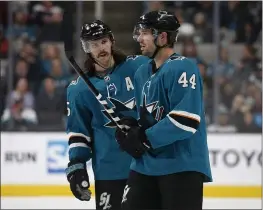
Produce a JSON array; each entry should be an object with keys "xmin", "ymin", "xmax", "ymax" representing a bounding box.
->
[{"xmin": 0, "ymin": 1, "xmax": 262, "ymax": 133}]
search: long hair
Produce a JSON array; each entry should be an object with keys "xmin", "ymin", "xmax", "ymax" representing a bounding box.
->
[{"xmin": 84, "ymin": 47, "xmax": 127, "ymax": 77}]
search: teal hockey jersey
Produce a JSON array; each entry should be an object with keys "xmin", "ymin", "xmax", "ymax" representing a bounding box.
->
[
  {"xmin": 66, "ymin": 55, "xmax": 149, "ymax": 180},
  {"xmin": 132, "ymin": 53, "xmax": 212, "ymax": 182}
]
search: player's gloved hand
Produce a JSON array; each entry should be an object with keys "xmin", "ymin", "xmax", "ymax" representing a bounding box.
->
[
  {"xmin": 115, "ymin": 116, "xmax": 152, "ymax": 159},
  {"xmin": 65, "ymin": 161, "xmax": 91, "ymax": 201}
]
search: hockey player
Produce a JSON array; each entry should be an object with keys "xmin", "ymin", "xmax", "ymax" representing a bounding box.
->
[
  {"xmin": 65, "ymin": 20, "xmax": 148, "ymax": 210},
  {"xmin": 115, "ymin": 11, "xmax": 212, "ymax": 210}
]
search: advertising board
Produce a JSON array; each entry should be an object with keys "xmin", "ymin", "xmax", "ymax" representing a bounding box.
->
[{"xmin": 1, "ymin": 132, "xmax": 261, "ymax": 198}]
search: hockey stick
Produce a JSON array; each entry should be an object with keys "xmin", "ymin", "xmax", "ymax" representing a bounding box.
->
[{"xmin": 64, "ymin": 50, "xmax": 125, "ymax": 130}]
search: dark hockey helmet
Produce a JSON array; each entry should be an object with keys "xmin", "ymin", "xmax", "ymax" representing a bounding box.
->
[
  {"xmin": 133, "ymin": 10, "xmax": 180, "ymax": 45},
  {"xmin": 80, "ymin": 20, "xmax": 115, "ymax": 53}
]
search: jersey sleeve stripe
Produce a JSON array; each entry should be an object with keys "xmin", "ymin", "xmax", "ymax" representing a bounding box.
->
[
  {"xmin": 69, "ymin": 135, "xmax": 92, "ymax": 149},
  {"xmin": 167, "ymin": 115, "xmax": 197, "ymax": 134},
  {"xmin": 67, "ymin": 132, "xmax": 91, "ymax": 142},
  {"xmin": 69, "ymin": 142, "xmax": 90, "ymax": 149},
  {"xmin": 169, "ymin": 110, "xmax": 200, "ymax": 122}
]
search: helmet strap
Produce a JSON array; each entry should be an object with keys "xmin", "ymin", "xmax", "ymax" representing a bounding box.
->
[
  {"xmin": 150, "ymin": 37, "xmax": 169, "ymax": 59},
  {"xmin": 90, "ymin": 54, "xmax": 114, "ymax": 77}
]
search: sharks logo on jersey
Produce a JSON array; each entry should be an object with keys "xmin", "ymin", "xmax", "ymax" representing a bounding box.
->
[
  {"xmin": 139, "ymin": 94, "xmax": 164, "ymax": 130},
  {"xmin": 138, "ymin": 79, "xmax": 164, "ymax": 130},
  {"xmin": 102, "ymin": 97, "xmax": 137, "ymax": 128},
  {"xmin": 101, "ymin": 94, "xmax": 164, "ymax": 129}
]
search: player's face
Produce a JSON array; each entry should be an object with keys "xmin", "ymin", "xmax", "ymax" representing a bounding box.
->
[
  {"xmin": 89, "ymin": 37, "xmax": 112, "ymax": 64},
  {"xmin": 136, "ymin": 29, "xmax": 156, "ymax": 57}
]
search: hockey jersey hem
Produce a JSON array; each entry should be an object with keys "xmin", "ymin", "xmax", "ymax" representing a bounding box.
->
[{"xmin": 130, "ymin": 158, "xmax": 212, "ymax": 182}]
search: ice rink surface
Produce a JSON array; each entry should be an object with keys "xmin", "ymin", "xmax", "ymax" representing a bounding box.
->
[{"xmin": 1, "ymin": 197, "xmax": 261, "ymax": 209}]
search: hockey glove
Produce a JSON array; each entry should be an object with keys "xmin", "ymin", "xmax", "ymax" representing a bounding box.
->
[
  {"xmin": 65, "ymin": 161, "xmax": 91, "ymax": 201},
  {"xmin": 115, "ymin": 116, "xmax": 152, "ymax": 159}
]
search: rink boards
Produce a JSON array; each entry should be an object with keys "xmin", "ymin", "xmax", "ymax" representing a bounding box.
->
[{"xmin": 1, "ymin": 132, "xmax": 261, "ymax": 198}]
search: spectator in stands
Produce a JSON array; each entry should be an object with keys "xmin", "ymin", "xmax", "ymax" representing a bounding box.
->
[
  {"xmin": 208, "ymin": 47, "xmax": 235, "ymax": 79},
  {"xmin": 35, "ymin": 77, "xmax": 65, "ymax": 128},
  {"xmin": 16, "ymin": 41, "xmax": 43, "ymax": 94},
  {"xmin": 208, "ymin": 47, "xmax": 236, "ymax": 110},
  {"xmin": 196, "ymin": 2, "xmax": 213, "ymax": 24},
  {"xmin": 181, "ymin": 39, "xmax": 204, "ymax": 64},
  {"xmin": 220, "ymin": 2, "xmax": 242, "ymax": 32},
  {"xmin": 239, "ymin": 111, "xmax": 262, "ymax": 133},
  {"xmin": 1, "ymin": 78, "xmax": 37, "ymax": 129},
  {"xmin": 6, "ymin": 10, "xmax": 36, "ymax": 53},
  {"xmin": 5, "ymin": 78, "xmax": 35, "ymax": 113},
  {"xmin": 231, "ymin": 94, "xmax": 247, "ymax": 114},
  {"xmin": 235, "ymin": 2, "xmax": 261, "ymax": 44},
  {"xmin": 198, "ymin": 60, "xmax": 213, "ymax": 125},
  {"xmin": 17, "ymin": 41, "xmax": 37, "ymax": 65},
  {"xmin": 236, "ymin": 20, "xmax": 258, "ymax": 44},
  {"xmin": 192, "ymin": 12, "xmax": 213, "ymax": 43},
  {"xmin": 0, "ymin": 25, "xmax": 8, "ymax": 58},
  {"xmin": 230, "ymin": 45, "xmax": 260, "ymax": 93},
  {"xmin": 49, "ymin": 58, "xmax": 71, "ymax": 92},
  {"xmin": 248, "ymin": 60, "xmax": 262, "ymax": 89},
  {"xmin": 32, "ymin": 1, "xmax": 63, "ymax": 42},
  {"xmin": 229, "ymin": 93, "xmax": 251, "ymax": 130},
  {"xmin": 220, "ymin": 83, "xmax": 235, "ymax": 111},
  {"xmin": 207, "ymin": 104, "xmax": 237, "ymax": 133},
  {"xmin": 33, "ymin": 1, "xmax": 63, "ymax": 24},
  {"xmin": 13, "ymin": 59, "xmax": 29, "ymax": 87},
  {"xmin": 12, "ymin": 2, "xmax": 30, "ymax": 15},
  {"xmin": 251, "ymin": 88, "xmax": 262, "ymax": 112},
  {"xmin": 219, "ymin": 2, "xmax": 261, "ymax": 44},
  {"xmin": 198, "ymin": 59, "xmax": 213, "ymax": 92},
  {"xmin": 249, "ymin": 88, "xmax": 262, "ymax": 128},
  {"xmin": 239, "ymin": 44, "xmax": 260, "ymax": 71},
  {"xmin": 41, "ymin": 44, "xmax": 60, "ymax": 74}
]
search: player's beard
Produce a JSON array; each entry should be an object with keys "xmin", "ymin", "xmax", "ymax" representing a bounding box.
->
[
  {"xmin": 97, "ymin": 51, "xmax": 109, "ymax": 59},
  {"xmin": 94, "ymin": 55, "xmax": 114, "ymax": 71},
  {"xmin": 141, "ymin": 49, "xmax": 154, "ymax": 58},
  {"xmin": 95, "ymin": 51, "xmax": 112, "ymax": 69},
  {"xmin": 141, "ymin": 44, "xmax": 156, "ymax": 58}
]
